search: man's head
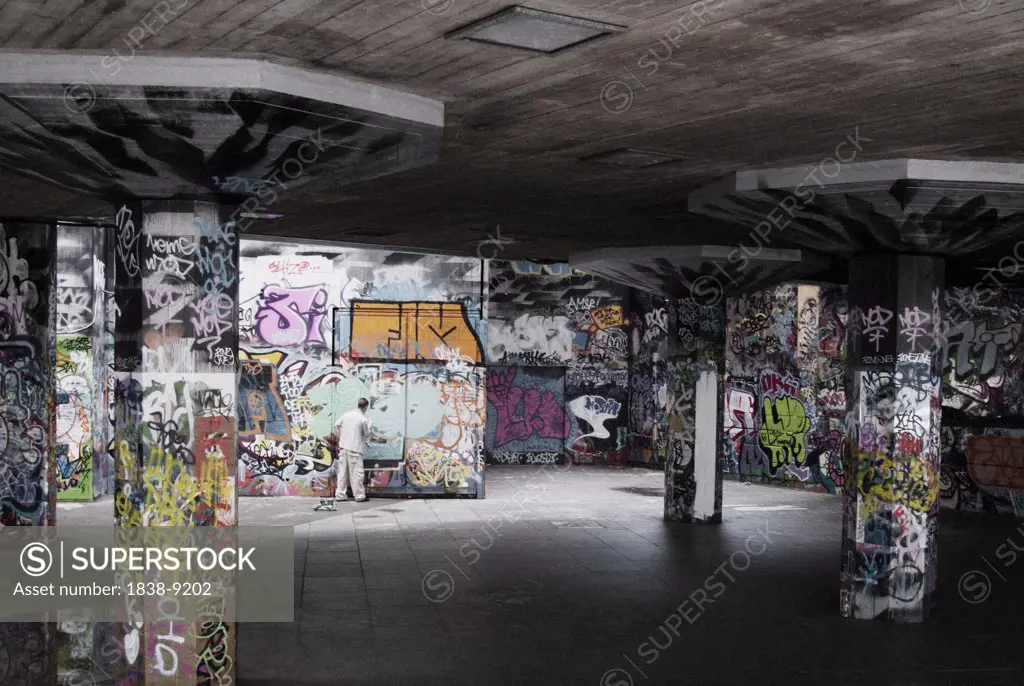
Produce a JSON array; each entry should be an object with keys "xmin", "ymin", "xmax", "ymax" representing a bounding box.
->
[{"xmin": 357, "ymin": 398, "xmax": 369, "ymax": 413}]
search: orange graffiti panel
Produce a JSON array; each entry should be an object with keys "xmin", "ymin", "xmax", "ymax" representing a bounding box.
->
[
  {"xmin": 967, "ymin": 435, "xmax": 1024, "ymax": 489},
  {"xmin": 349, "ymin": 301, "xmax": 483, "ymax": 362},
  {"xmin": 590, "ymin": 305, "xmax": 624, "ymax": 330}
]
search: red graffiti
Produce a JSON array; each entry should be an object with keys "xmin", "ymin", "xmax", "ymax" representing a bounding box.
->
[
  {"xmin": 486, "ymin": 367, "xmax": 570, "ymax": 447},
  {"xmin": 896, "ymin": 433, "xmax": 923, "ymax": 456},
  {"xmin": 967, "ymin": 435, "xmax": 1024, "ymax": 489},
  {"xmin": 759, "ymin": 370, "xmax": 798, "ymax": 398},
  {"xmin": 268, "ymin": 258, "xmax": 315, "ymax": 276}
]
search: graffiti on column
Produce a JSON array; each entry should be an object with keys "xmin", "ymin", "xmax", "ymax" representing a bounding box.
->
[
  {"xmin": 115, "ymin": 211, "xmax": 241, "ymax": 531},
  {"xmin": 842, "ymin": 272, "xmax": 943, "ymax": 621},
  {"xmin": 818, "ymin": 287, "xmax": 848, "ymax": 412},
  {"xmin": 629, "ymin": 290, "xmax": 670, "ymax": 467},
  {"xmin": 0, "ymin": 226, "xmax": 54, "ymax": 681},
  {"xmin": 140, "ymin": 220, "xmax": 238, "ymax": 369},
  {"xmin": 665, "ymin": 359, "xmax": 722, "ymax": 521},
  {"xmin": 663, "ymin": 296, "xmax": 725, "ymax": 522},
  {"xmin": 845, "ymin": 360, "xmax": 940, "ymax": 620},
  {"xmin": 0, "ymin": 224, "xmax": 53, "ymax": 527}
]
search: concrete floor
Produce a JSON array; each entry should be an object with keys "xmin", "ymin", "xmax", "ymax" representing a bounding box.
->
[{"xmin": 59, "ymin": 466, "xmax": 1024, "ymax": 685}]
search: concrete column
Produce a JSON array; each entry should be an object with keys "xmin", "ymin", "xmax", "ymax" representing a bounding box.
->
[
  {"xmin": 110, "ymin": 200, "xmax": 238, "ymax": 682},
  {"xmin": 0, "ymin": 222, "xmax": 58, "ymax": 683},
  {"xmin": 664, "ymin": 296, "xmax": 726, "ymax": 522},
  {"xmin": 841, "ymin": 255, "xmax": 943, "ymax": 621}
]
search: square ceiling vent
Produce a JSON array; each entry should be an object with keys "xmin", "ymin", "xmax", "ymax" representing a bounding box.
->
[
  {"xmin": 446, "ymin": 6, "xmax": 625, "ymax": 55},
  {"xmin": 582, "ymin": 148, "xmax": 685, "ymax": 168}
]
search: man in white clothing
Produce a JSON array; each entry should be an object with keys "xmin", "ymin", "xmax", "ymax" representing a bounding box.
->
[{"xmin": 315, "ymin": 397, "xmax": 372, "ymax": 511}]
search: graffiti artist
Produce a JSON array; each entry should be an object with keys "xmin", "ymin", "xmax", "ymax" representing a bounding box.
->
[{"xmin": 315, "ymin": 398, "xmax": 373, "ymax": 511}]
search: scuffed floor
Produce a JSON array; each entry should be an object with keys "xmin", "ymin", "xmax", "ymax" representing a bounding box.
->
[{"xmin": 59, "ymin": 466, "xmax": 1024, "ymax": 685}]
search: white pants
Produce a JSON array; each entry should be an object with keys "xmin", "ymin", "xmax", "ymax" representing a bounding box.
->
[{"xmin": 336, "ymin": 449, "xmax": 365, "ymax": 499}]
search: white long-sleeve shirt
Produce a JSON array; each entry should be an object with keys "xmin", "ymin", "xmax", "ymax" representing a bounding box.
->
[{"xmin": 335, "ymin": 409, "xmax": 372, "ymax": 454}]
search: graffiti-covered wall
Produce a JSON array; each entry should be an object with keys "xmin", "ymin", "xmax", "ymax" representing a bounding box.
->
[
  {"xmin": 238, "ymin": 244, "xmax": 486, "ymax": 496},
  {"xmin": 720, "ymin": 281, "xmax": 1024, "ymax": 518},
  {"xmin": 725, "ymin": 286, "xmax": 803, "ymax": 480},
  {"xmin": 720, "ymin": 284, "xmax": 847, "ymax": 494},
  {"xmin": 486, "ymin": 261, "xmax": 629, "ymax": 465},
  {"xmin": 941, "ymin": 287, "xmax": 1024, "ymax": 516},
  {"xmin": 55, "ymin": 226, "xmax": 111, "ymax": 501}
]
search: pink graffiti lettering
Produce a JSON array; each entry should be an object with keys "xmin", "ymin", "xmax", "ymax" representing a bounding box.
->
[
  {"xmin": 486, "ymin": 367, "xmax": 570, "ymax": 447},
  {"xmin": 255, "ymin": 286, "xmax": 328, "ymax": 346}
]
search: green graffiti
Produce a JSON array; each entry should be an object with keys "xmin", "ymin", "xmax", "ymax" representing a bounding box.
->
[{"xmin": 758, "ymin": 396, "xmax": 810, "ymax": 473}]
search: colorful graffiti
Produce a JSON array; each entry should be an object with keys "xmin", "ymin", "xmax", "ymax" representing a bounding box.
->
[
  {"xmin": 0, "ymin": 223, "xmax": 57, "ymax": 684},
  {"xmin": 758, "ymin": 371, "xmax": 810, "ymax": 476},
  {"xmin": 238, "ymin": 244, "xmax": 486, "ymax": 496},
  {"xmin": 108, "ymin": 206, "xmax": 239, "ymax": 682},
  {"xmin": 487, "ymin": 261, "xmax": 630, "ymax": 464},
  {"xmin": 0, "ymin": 224, "xmax": 55, "ymax": 527},
  {"xmin": 350, "ymin": 300, "xmax": 483, "ymax": 362},
  {"xmin": 56, "ymin": 335, "xmax": 95, "ymax": 499},
  {"xmin": 940, "ymin": 287, "xmax": 1024, "ymax": 516},
  {"xmin": 55, "ymin": 226, "xmax": 110, "ymax": 501},
  {"xmin": 485, "ymin": 366, "xmax": 569, "ymax": 462},
  {"xmin": 840, "ymin": 264, "xmax": 943, "ymax": 622},
  {"xmin": 722, "ymin": 286, "xmax": 814, "ymax": 488}
]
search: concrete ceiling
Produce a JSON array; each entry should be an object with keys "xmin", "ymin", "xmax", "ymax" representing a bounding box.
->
[{"xmin": 0, "ymin": 0, "xmax": 1022, "ymax": 264}]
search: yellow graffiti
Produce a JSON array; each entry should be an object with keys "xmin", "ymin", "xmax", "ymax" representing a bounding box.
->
[
  {"xmin": 199, "ymin": 449, "xmax": 236, "ymax": 527},
  {"xmin": 591, "ymin": 305, "xmax": 624, "ymax": 330},
  {"xmin": 239, "ymin": 350, "xmax": 286, "ymax": 366},
  {"xmin": 116, "ymin": 439, "xmax": 136, "ymax": 478},
  {"xmin": 115, "ymin": 490, "xmax": 142, "ymax": 527},
  {"xmin": 142, "ymin": 451, "xmax": 233, "ymax": 527},
  {"xmin": 759, "ymin": 396, "xmax": 810, "ymax": 472},
  {"xmin": 857, "ymin": 451, "xmax": 939, "ymax": 514},
  {"xmin": 406, "ymin": 442, "xmax": 472, "ymax": 488}
]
